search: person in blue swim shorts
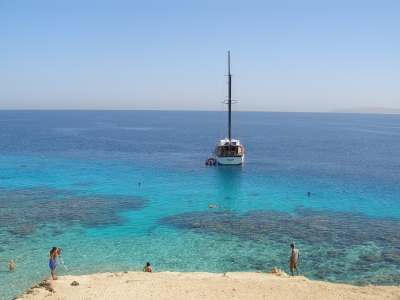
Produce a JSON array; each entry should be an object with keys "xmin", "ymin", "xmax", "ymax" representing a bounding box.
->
[{"xmin": 49, "ymin": 247, "xmax": 58, "ymax": 280}]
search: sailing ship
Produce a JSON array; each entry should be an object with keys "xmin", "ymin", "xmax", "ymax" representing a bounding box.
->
[{"xmin": 214, "ymin": 51, "xmax": 245, "ymax": 165}]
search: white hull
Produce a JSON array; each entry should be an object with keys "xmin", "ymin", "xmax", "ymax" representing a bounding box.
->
[
  {"xmin": 216, "ymin": 155, "xmax": 244, "ymax": 165},
  {"xmin": 215, "ymin": 138, "xmax": 244, "ymax": 165}
]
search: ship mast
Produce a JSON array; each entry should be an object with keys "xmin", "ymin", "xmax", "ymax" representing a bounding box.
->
[{"xmin": 228, "ymin": 51, "xmax": 232, "ymax": 142}]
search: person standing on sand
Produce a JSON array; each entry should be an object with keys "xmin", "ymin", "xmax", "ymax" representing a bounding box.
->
[
  {"xmin": 142, "ymin": 262, "xmax": 152, "ymax": 272},
  {"xmin": 49, "ymin": 247, "xmax": 58, "ymax": 280},
  {"xmin": 288, "ymin": 243, "xmax": 300, "ymax": 276}
]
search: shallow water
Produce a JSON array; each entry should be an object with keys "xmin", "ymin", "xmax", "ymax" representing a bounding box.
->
[{"xmin": 0, "ymin": 111, "xmax": 399, "ymax": 299}]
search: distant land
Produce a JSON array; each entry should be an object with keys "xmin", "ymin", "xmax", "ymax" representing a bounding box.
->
[{"xmin": 333, "ymin": 107, "xmax": 400, "ymax": 114}]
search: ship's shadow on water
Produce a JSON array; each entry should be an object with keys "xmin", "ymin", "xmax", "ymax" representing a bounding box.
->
[
  {"xmin": 158, "ymin": 207, "xmax": 400, "ymax": 285},
  {"xmin": 0, "ymin": 187, "xmax": 148, "ymax": 230},
  {"xmin": 215, "ymin": 165, "xmax": 245, "ymax": 207}
]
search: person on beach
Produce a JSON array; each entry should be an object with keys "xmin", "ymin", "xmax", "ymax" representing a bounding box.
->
[
  {"xmin": 49, "ymin": 247, "xmax": 58, "ymax": 280},
  {"xmin": 142, "ymin": 262, "xmax": 152, "ymax": 272},
  {"xmin": 288, "ymin": 243, "xmax": 300, "ymax": 276},
  {"xmin": 8, "ymin": 260, "xmax": 17, "ymax": 270}
]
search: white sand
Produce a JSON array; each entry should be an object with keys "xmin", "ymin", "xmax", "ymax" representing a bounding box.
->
[{"xmin": 16, "ymin": 270, "xmax": 400, "ymax": 300}]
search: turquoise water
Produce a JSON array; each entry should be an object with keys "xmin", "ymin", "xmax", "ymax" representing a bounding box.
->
[{"xmin": 0, "ymin": 111, "xmax": 399, "ymax": 299}]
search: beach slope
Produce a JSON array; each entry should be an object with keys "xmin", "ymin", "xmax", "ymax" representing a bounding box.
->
[{"xmin": 16, "ymin": 271, "xmax": 400, "ymax": 300}]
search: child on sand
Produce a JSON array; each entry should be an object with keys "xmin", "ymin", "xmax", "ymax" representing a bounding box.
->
[
  {"xmin": 142, "ymin": 262, "xmax": 152, "ymax": 272},
  {"xmin": 8, "ymin": 260, "xmax": 17, "ymax": 271}
]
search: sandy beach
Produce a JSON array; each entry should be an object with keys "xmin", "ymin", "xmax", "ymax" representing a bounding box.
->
[{"xmin": 16, "ymin": 270, "xmax": 400, "ymax": 300}]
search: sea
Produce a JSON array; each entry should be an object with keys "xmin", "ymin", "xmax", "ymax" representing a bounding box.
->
[{"xmin": 0, "ymin": 110, "xmax": 399, "ymax": 300}]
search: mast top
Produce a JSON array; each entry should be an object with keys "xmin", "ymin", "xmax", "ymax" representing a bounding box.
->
[{"xmin": 228, "ymin": 51, "xmax": 230, "ymax": 76}]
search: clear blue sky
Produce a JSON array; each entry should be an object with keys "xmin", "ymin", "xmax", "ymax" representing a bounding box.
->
[{"xmin": 1, "ymin": 0, "xmax": 399, "ymax": 111}]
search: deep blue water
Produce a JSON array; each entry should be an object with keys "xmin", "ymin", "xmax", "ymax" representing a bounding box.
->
[{"xmin": 1, "ymin": 110, "xmax": 400, "ymax": 299}]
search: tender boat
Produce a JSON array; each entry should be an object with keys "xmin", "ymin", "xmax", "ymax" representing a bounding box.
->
[{"xmin": 214, "ymin": 51, "xmax": 245, "ymax": 165}]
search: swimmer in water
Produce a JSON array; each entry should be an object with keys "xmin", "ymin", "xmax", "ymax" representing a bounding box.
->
[
  {"xmin": 8, "ymin": 260, "xmax": 18, "ymax": 271},
  {"xmin": 142, "ymin": 262, "xmax": 152, "ymax": 272}
]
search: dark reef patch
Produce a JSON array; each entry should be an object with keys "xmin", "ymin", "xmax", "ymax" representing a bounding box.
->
[
  {"xmin": 358, "ymin": 253, "xmax": 382, "ymax": 262},
  {"xmin": 0, "ymin": 187, "xmax": 148, "ymax": 229},
  {"xmin": 158, "ymin": 207, "xmax": 400, "ymax": 285},
  {"xmin": 158, "ymin": 208, "xmax": 400, "ymax": 250},
  {"xmin": 10, "ymin": 226, "xmax": 37, "ymax": 235},
  {"xmin": 382, "ymin": 249, "xmax": 400, "ymax": 263}
]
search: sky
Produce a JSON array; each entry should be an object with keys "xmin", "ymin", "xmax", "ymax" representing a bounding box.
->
[{"xmin": 0, "ymin": 0, "xmax": 399, "ymax": 112}]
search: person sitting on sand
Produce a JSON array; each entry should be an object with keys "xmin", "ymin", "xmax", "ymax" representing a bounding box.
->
[
  {"xmin": 288, "ymin": 243, "xmax": 300, "ymax": 276},
  {"xmin": 8, "ymin": 260, "xmax": 18, "ymax": 271},
  {"xmin": 49, "ymin": 247, "xmax": 58, "ymax": 280},
  {"xmin": 142, "ymin": 262, "xmax": 152, "ymax": 272}
]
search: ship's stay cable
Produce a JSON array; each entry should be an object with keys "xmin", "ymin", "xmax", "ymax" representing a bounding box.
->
[{"xmin": 231, "ymin": 74, "xmax": 243, "ymax": 145}]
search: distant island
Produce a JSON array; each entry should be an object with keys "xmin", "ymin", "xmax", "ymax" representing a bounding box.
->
[{"xmin": 333, "ymin": 107, "xmax": 400, "ymax": 114}]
